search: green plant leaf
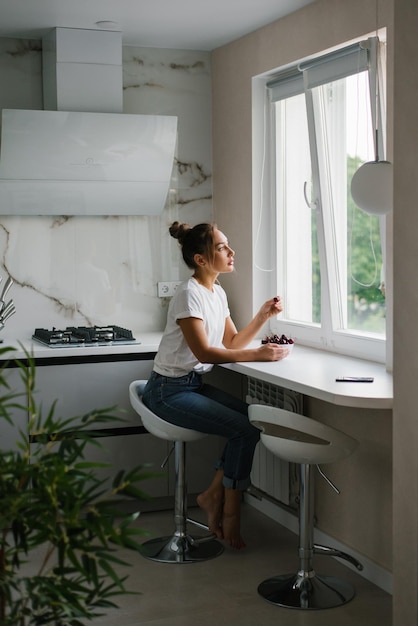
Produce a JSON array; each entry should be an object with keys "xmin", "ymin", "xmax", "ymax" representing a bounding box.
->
[{"xmin": 0, "ymin": 345, "xmax": 159, "ymax": 624}]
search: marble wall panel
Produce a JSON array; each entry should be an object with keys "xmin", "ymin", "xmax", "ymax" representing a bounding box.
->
[{"xmin": 0, "ymin": 39, "xmax": 213, "ymax": 340}]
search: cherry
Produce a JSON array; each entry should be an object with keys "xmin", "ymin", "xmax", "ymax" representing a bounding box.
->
[{"xmin": 261, "ymin": 333, "xmax": 294, "ymax": 345}]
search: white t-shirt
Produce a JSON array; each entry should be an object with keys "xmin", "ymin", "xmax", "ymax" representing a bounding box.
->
[{"xmin": 153, "ymin": 277, "xmax": 230, "ymax": 377}]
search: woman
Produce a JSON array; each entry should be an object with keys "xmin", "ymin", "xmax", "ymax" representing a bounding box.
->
[{"xmin": 142, "ymin": 221, "xmax": 288, "ymax": 549}]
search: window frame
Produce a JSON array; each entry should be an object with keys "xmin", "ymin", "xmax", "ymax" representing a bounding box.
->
[{"xmin": 252, "ymin": 36, "xmax": 388, "ymax": 363}]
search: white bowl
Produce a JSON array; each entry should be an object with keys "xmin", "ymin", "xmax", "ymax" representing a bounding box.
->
[
  {"xmin": 280, "ymin": 342, "xmax": 294, "ymax": 356},
  {"xmin": 261, "ymin": 337, "xmax": 294, "ymax": 356}
]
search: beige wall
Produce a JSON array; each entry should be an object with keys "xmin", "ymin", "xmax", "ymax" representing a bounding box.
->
[
  {"xmin": 392, "ymin": 1, "xmax": 418, "ymax": 624},
  {"xmin": 211, "ymin": 0, "xmax": 418, "ymax": 623},
  {"xmin": 305, "ymin": 397, "xmax": 392, "ymax": 570}
]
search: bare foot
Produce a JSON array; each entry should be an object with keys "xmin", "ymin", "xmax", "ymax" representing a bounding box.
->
[
  {"xmin": 197, "ymin": 490, "xmax": 224, "ymax": 539},
  {"xmin": 221, "ymin": 512, "xmax": 246, "ymax": 550}
]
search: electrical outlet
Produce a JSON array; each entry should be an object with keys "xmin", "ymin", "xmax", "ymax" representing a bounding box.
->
[{"xmin": 158, "ymin": 281, "xmax": 182, "ymax": 298}]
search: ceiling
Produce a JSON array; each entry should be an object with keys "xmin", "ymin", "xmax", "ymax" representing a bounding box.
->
[{"xmin": 0, "ymin": 0, "xmax": 316, "ymax": 50}]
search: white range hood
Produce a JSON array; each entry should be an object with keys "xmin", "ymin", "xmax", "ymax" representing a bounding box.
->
[{"xmin": 0, "ymin": 28, "xmax": 177, "ymax": 216}]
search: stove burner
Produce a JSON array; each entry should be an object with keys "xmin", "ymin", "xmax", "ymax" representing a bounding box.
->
[{"xmin": 33, "ymin": 325, "xmax": 137, "ymax": 347}]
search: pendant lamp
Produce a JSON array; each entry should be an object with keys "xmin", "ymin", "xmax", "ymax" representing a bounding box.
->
[
  {"xmin": 350, "ymin": 33, "xmax": 393, "ymax": 216},
  {"xmin": 351, "ymin": 156, "xmax": 393, "ymax": 215}
]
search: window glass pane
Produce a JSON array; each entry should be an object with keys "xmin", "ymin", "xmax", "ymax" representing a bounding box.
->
[
  {"xmin": 275, "ymin": 94, "xmax": 320, "ymax": 325},
  {"xmin": 346, "ymin": 75, "xmax": 386, "ymax": 334},
  {"xmin": 311, "ymin": 71, "xmax": 385, "ymax": 335}
]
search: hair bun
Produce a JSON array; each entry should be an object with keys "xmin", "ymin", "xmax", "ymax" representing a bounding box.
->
[{"xmin": 169, "ymin": 221, "xmax": 191, "ymax": 244}]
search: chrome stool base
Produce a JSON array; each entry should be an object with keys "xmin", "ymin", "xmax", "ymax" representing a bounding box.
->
[
  {"xmin": 258, "ymin": 572, "xmax": 355, "ymax": 610},
  {"xmin": 141, "ymin": 534, "xmax": 224, "ymax": 563},
  {"xmin": 129, "ymin": 381, "xmax": 224, "ymax": 566},
  {"xmin": 248, "ymin": 405, "xmax": 361, "ymax": 611}
]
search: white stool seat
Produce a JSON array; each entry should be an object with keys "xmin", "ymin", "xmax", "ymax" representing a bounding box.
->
[
  {"xmin": 129, "ymin": 379, "xmax": 223, "ymax": 564},
  {"xmin": 248, "ymin": 403, "xmax": 361, "ymax": 610},
  {"xmin": 129, "ymin": 381, "xmax": 205, "ymax": 443},
  {"xmin": 248, "ymin": 404, "xmax": 358, "ymax": 464}
]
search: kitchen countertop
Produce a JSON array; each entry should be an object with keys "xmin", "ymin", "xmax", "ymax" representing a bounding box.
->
[
  {"xmin": 0, "ymin": 333, "xmax": 393, "ymax": 408},
  {"xmin": 0, "ymin": 332, "xmax": 162, "ymax": 361}
]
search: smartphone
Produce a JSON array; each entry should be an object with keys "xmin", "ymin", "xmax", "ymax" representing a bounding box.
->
[{"xmin": 335, "ymin": 376, "xmax": 374, "ymax": 383}]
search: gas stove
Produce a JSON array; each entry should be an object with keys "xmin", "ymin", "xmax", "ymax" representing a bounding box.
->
[{"xmin": 32, "ymin": 325, "xmax": 138, "ymax": 348}]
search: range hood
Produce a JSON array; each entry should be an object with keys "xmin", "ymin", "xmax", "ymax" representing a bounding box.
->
[
  {"xmin": 0, "ymin": 28, "xmax": 177, "ymax": 216},
  {"xmin": 0, "ymin": 109, "xmax": 177, "ymax": 215}
]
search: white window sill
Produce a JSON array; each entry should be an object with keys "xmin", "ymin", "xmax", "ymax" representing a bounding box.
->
[{"xmin": 220, "ymin": 344, "xmax": 392, "ymax": 409}]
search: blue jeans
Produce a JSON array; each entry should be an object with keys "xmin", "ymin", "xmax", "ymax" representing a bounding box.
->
[{"xmin": 142, "ymin": 370, "xmax": 260, "ymax": 491}]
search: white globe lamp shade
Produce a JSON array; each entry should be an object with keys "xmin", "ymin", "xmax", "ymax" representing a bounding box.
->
[{"xmin": 351, "ymin": 160, "xmax": 393, "ymax": 215}]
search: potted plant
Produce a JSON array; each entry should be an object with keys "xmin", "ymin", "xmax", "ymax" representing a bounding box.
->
[{"xmin": 0, "ymin": 346, "xmax": 154, "ymax": 625}]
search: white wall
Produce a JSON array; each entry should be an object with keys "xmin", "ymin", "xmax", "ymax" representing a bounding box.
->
[{"xmin": 0, "ymin": 39, "xmax": 213, "ymax": 340}]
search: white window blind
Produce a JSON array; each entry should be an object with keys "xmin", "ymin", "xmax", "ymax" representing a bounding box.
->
[{"xmin": 268, "ymin": 40, "xmax": 372, "ymax": 99}]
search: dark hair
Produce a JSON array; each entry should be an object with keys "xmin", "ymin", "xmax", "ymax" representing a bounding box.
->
[{"xmin": 169, "ymin": 221, "xmax": 216, "ymax": 270}]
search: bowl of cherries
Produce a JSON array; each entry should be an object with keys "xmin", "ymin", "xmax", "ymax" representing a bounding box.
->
[{"xmin": 261, "ymin": 333, "xmax": 295, "ymax": 356}]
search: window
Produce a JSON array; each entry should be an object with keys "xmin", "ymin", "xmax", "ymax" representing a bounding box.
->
[{"xmin": 255, "ymin": 37, "xmax": 387, "ymax": 362}]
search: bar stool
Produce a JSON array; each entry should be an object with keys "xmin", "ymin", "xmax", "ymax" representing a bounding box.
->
[
  {"xmin": 248, "ymin": 404, "xmax": 362, "ymax": 610},
  {"xmin": 129, "ymin": 380, "xmax": 224, "ymax": 563}
]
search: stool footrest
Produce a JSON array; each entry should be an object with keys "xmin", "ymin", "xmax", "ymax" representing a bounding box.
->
[
  {"xmin": 189, "ymin": 533, "xmax": 218, "ymax": 545},
  {"xmin": 313, "ymin": 544, "xmax": 363, "ymax": 571},
  {"xmin": 186, "ymin": 516, "xmax": 210, "ymax": 531}
]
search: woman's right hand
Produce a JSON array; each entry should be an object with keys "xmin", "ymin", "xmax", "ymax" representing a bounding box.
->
[{"xmin": 256, "ymin": 343, "xmax": 290, "ymax": 361}]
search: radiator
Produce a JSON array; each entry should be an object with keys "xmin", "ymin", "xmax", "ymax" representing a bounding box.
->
[{"xmin": 246, "ymin": 377, "xmax": 303, "ymax": 506}]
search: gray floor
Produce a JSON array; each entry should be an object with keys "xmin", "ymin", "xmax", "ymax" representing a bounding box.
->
[{"xmin": 92, "ymin": 502, "xmax": 391, "ymax": 626}]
